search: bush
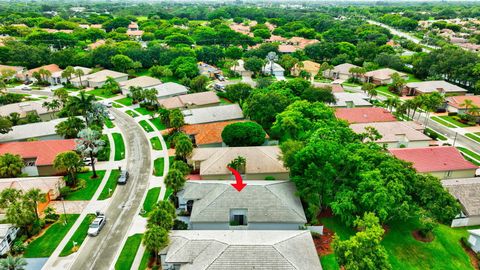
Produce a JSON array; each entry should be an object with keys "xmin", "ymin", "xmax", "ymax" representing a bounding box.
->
[
  {"xmin": 11, "ymin": 236, "xmax": 26, "ymax": 255},
  {"xmin": 29, "ymin": 219, "xmax": 46, "ymax": 236},
  {"xmin": 221, "ymin": 122, "xmax": 266, "ymax": 147},
  {"xmin": 60, "ymin": 186, "xmax": 72, "ymax": 198},
  {"xmin": 264, "ymin": 176, "xmax": 276, "ymax": 180},
  {"xmin": 44, "ymin": 207, "xmax": 59, "ymax": 223},
  {"xmin": 173, "ymin": 219, "xmax": 188, "ymax": 230}
]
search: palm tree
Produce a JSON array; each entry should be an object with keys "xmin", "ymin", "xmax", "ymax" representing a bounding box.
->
[
  {"xmin": 74, "ymin": 68, "xmax": 85, "ymax": 88},
  {"xmin": 75, "ymin": 128, "xmax": 105, "ymax": 178},
  {"xmin": 143, "ymin": 225, "xmax": 169, "ymax": 265},
  {"xmin": 66, "ymin": 91, "xmax": 95, "ymax": 125},
  {"xmin": 7, "ymin": 113, "xmax": 20, "ymax": 126},
  {"xmin": 38, "ymin": 69, "xmax": 52, "ymax": 84},
  {"xmin": 228, "ymin": 156, "xmax": 247, "ymax": 174},
  {"xmin": 384, "ymin": 96, "xmax": 400, "ymax": 112},
  {"xmin": 164, "ymin": 169, "xmax": 186, "ymax": 197},
  {"xmin": 61, "ymin": 66, "xmax": 75, "ymax": 83},
  {"xmin": 0, "ymin": 255, "xmax": 27, "ymax": 270},
  {"xmin": 460, "ymin": 99, "xmax": 474, "ymax": 114},
  {"xmin": 54, "ymin": 151, "xmax": 83, "ymax": 186},
  {"xmin": 24, "ymin": 189, "xmax": 46, "ymax": 221},
  {"xmin": 174, "ymin": 134, "xmax": 193, "ymax": 161},
  {"xmin": 55, "ymin": 117, "xmax": 86, "ymax": 139}
]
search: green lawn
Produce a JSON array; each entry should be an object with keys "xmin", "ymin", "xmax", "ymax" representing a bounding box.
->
[
  {"xmin": 134, "ymin": 107, "xmax": 154, "ymax": 116},
  {"xmin": 406, "ymin": 73, "xmax": 423, "ymax": 83},
  {"xmin": 150, "ymin": 137, "xmax": 163, "ymax": 150},
  {"xmin": 23, "ymin": 214, "xmax": 80, "ymax": 258},
  {"xmin": 64, "ymin": 171, "xmax": 106, "ymax": 201},
  {"xmin": 98, "ymin": 170, "xmax": 121, "ymax": 200},
  {"xmin": 112, "ymin": 133, "xmax": 126, "ymax": 161},
  {"xmin": 116, "ymin": 97, "xmax": 133, "ymax": 106},
  {"xmin": 125, "ymin": 110, "xmax": 139, "ymax": 118},
  {"xmin": 431, "ymin": 116, "xmax": 457, "ymax": 128},
  {"xmin": 375, "ymin": 85, "xmax": 398, "ymax": 98},
  {"xmin": 466, "ymin": 133, "xmax": 480, "ymax": 143},
  {"xmin": 139, "ymin": 120, "xmax": 154, "ymax": 133},
  {"xmin": 457, "ymin": 147, "xmax": 480, "ymax": 161},
  {"xmin": 60, "ymin": 214, "xmax": 96, "ymax": 257},
  {"xmin": 139, "ymin": 249, "xmax": 151, "ymax": 270},
  {"xmin": 104, "ymin": 118, "xmax": 115, "ymax": 128},
  {"xmin": 438, "ymin": 116, "xmax": 469, "ymax": 128},
  {"xmin": 112, "ymin": 103, "xmax": 123, "ymax": 108},
  {"xmin": 164, "ymin": 188, "xmax": 173, "ymax": 201},
  {"xmin": 219, "ymin": 98, "xmax": 232, "ymax": 105},
  {"xmin": 142, "ymin": 187, "xmax": 161, "ymax": 216},
  {"xmin": 87, "ymin": 88, "xmax": 118, "ymax": 98},
  {"xmin": 115, "ymin": 234, "xmax": 143, "ymax": 270},
  {"xmin": 153, "ymin": 157, "xmax": 165, "ymax": 176},
  {"xmin": 150, "ymin": 118, "xmax": 166, "ymax": 130},
  {"xmin": 424, "ymin": 128, "xmax": 447, "ymax": 141},
  {"xmin": 320, "ymin": 216, "xmax": 478, "ymax": 270}
]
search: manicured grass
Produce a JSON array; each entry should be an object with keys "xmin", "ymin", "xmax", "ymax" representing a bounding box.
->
[
  {"xmin": 431, "ymin": 116, "xmax": 457, "ymax": 128},
  {"xmin": 153, "ymin": 157, "xmax": 165, "ymax": 176},
  {"xmin": 320, "ymin": 216, "xmax": 478, "ymax": 270},
  {"xmin": 139, "ymin": 120, "xmax": 154, "ymax": 133},
  {"xmin": 87, "ymin": 88, "xmax": 118, "ymax": 98},
  {"xmin": 112, "ymin": 103, "xmax": 123, "ymax": 108},
  {"xmin": 142, "ymin": 187, "xmax": 161, "ymax": 216},
  {"xmin": 97, "ymin": 135, "xmax": 111, "ymax": 161},
  {"xmin": 320, "ymin": 254, "xmax": 339, "ymax": 270},
  {"xmin": 104, "ymin": 118, "xmax": 115, "ymax": 128},
  {"xmin": 375, "ymin": 85, "xmax": 398, "ymax": 97},
  {"xmin": 438, "ymin": 116, "xmax": 469, "ymax": 128},
  {"xmin": 116, "ymin": 97, "xmax": 133, "ymax": 106},
  {"xmin": 150, "ymin": 118, "xmax": 166, "ymax": 130},
  {"xmin": 466, "ymin": 133, "xmax": 480, "ymax": 143},
  {"xmin": 219, "ymin": 98, "xmax": 232, "ymax": 105},
  {"xmin": 134, "ymin": 107, "xmax": 154, "ymax": 116},
  {"xmin": 406, "ymin": 73, "xmax": 422, "ymax": 83},
  {"xmin": 98, "ymin": 169, "xmax": 121, "ymax": 200},
  {"xmin": 64, "ymin": 171, "xmax": 107, "ymax": 201},
  {"xmin": 424, "ymin": 128, "xmax": 447, "ymax": 141},
  {"xmin": 150, "ymin": 137, "xmax": 163, "ymax": 150},
  {"xmin": 457, "ymin": 147, "xmax": 480, "ymax": 161},
  {"xmin": 112, "ymin": 133, "xmax": 126, "ymax": 161},
  {"xmin": 23, "ymin": 214, "xmax": 80, "ymax": 258},
  {"xmin": 139, "ymin": 249, "xmax": 151, "ymax": 270},
  {"xmin": 341, "ymin": 82, "xmax": 361, "ymax": 87},
  {"xmin": 60, "ymin": 214, "xmax": 96, "ymax": 257},
  {"xmin": 114, "ymin": 234, "xmax": 143, "ymax": 270},
  {"xmin": 125, "ymin": 110, "xmax": 139, "ymax": 118},
  {"xmin": 164, "ymin": 188, "xmax": 173, "ymax": 201}
]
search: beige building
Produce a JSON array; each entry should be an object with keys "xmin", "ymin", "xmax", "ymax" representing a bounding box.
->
[
  {"xmin": 159, "ymin": 91, "xmax": 220, "ymax": 110},
  {"xmin": 120, "ymin": 76, "xmax": 162, "ymax": 95},
  {"xmin": 291, "ymin": 60, "xmax": 321, "ymax": 80},
  {"xmin": 364, "ymin": 68, "xmax": 408, "ymax": 85},
  {"xmin": 71, "ymin": 69, "xmax": 128, "ymax": 88},
  {"xmin": 324, "ymin": 63, "xmax": 359, "ymax": 80},
  {"xmin": 404, "ymin": 80, "xmax": 468, "ymax": 96},
  {"xmin": 0, "ymin": 100, "xmax": 57, "ymax": 121}
]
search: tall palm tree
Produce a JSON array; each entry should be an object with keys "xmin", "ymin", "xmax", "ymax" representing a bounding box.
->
[
  {"xmin": 0, "ymin": 255, "xmax": 27, "ymax": 270},
  {"xmin": 460, "ymin": 99, "xmax": 474, "ymax": 114},
  {"xmin": 61, "ymin": 66, "xmax": 75, "ymax": 83},
  {"xmin": 24, "ymin": 189, "xmax": 46, "ymax": 221},
  {"xmin": 74, "ymin": 68, "xmax": 85, "ymax": 88},
  {"xmin": 67, "ymin": 91, "xmax": 95, "ymax": 125},
  {"xmin": 75, "ymin": 128, "xmax": 105, "ymax": 178}
]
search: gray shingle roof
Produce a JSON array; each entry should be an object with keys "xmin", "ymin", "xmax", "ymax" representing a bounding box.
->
[
  {"xmin": 183, "ymin": 104, "xmax": 243, "ymax": 124},
  {"xmin": 442, "ymin": 178, "xmax": 480, "ymax": 216}
]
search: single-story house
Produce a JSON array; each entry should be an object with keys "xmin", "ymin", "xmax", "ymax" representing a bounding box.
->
[
  {"xmin": 198, "ymin": 62, "xmax": 222, "ymax": 79},
  {"xmin": 70, "ymin": 69, "xmax": 128, "ymax": 88},
  {"xmin": 324, "ymin": 63, "xmax": 359, "ymax": 80},
  {"xmin": 403, "ymin": 80, "xmax": 468, "ymax": 96},
  {"xmin": 389, "ymin": 146, "xmax": 478, "ymax": 179},
  {"xmin": 0, "ymin": 100, "xmax": 57, "ymax": 121},
  {"xmin": 446, "ymin": 95, "xmax": 480, "ymax": 114},
  {"xmin": 334, "ymin": 107, "xmax": 397, "ymax": 124},
  {"xmin": 330, "ymin": 92, "xmax": 372, "ymax": 108},
  {"xmin": 188, "ymin": 145, "xmax": 288, "ymax": 180},
  {"xmin": 278, "ymin": 44, "xmax": 298, "ymax": 53},
  {"xmin": 120, "ymin": 76, "xmax": 162, "ymax": 95},
  {"xmin": 183, "ymin": 104, "xmax": 244, "ymax": 125},
  {"xmin": 350, "ymin": 121, "xmax": 431, "ymax": 148},
  {"xmin": 442, "ymin": 178, "xmax": 480, "ymax": 227},
  {"xmin": 230, "ymin": 59, "xmax": 250, "ymax": 76},
  {"xmin": 364, "ymin": 68, "xmax": 408, "ymax": 85},
  {"xmin": 291, "ymin": 60, "xmax": 321, "ymax": 79},
  {"xmin": 313, "ymin": 82, "xmax": 344, "ymax": 93},
  {"xmin": 177, "ymin": 180, "xmax": 306, "ymax": 230},
  {"xmin": 0, "ymin": 65, "xmax": 25, "ymax": 80},
  {"xmin": 126, "ymin": 30, "xmax": 144, "ymax": 40},
  {"xmin": 22, "ymin": 64, "xmax": 63, "ymax": 85},
  {"xmin": 0, "ymin": 139, "xmax": 76, "ymax": 176},
  {"xmin": 0, "ymin": 224, "xmax": 18, "ymax": 256},
  {"xmin": 468, "ymin": 229, "xmax": 480, "ymax": 252},
  {"xmin": 0, "ymin": 118, "xmax": 67, "ymax": 143},
  {"xmin": 160, "ymin": 230, "xmax": 322, "ymax": 270},
  {"xmin": 158, "ymin": 91, "xmax": 220, "ymax": 110},
  {"xmin": 154, "ymin": 82, "xmax": 189, "ymax": 99},
  {"xmin": 262, "ymin": 62, "xmax": 285, "ymax": 77},
  {"xmin": 286, "ymin": 36, "xmax": 319, "ymax": 49},
  {"xmin": 87, "ymin": 39, "xmax": 106, "ymax": 50}
]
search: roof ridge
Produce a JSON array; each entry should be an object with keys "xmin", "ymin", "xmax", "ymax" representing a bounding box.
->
[
  {"xmin": 258, "ymin": 146, "xmax": 283, "ymax": 171},
  {"xmin": 265, "ymin": 182, "xmax": 306, "ymax": 222},
  {"xmin": 199, "ymin": 148, "xmax": 229, "ymax": 175},
  {"xmin": 195, "ymin": 185, "xmax": 230, "ymax": 218},
  {"xmin": 271, "ymin": 233, "xmax": 303, "ymax": 269}
]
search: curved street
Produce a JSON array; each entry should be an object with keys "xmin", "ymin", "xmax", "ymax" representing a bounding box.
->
[{"xmin": 70, "ymin": 108, "xmax": 152, "ymax": 270}]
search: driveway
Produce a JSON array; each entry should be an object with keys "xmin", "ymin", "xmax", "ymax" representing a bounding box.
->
[
  {"xmin": 69, "ymin": 108, "xmax": 152, "ymax": 270},
  {"xmin": 241, "ymin": 71, "xmax": 256, "ymax": 87}
]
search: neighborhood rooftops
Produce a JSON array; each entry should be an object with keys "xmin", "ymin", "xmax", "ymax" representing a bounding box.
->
[
  {"xmin": 365, "ymin": 68, "xmax": 407, "ymax": 80},
  {"xmin": 26, "ymin": 64, "xmax": 62, "ymax": 77},
  {"xmin": 0, "ymin": 118, "xmax": 67, "ymax": 142},
  {"xmin": 330, "ymin": 63, "xmax": 359, "ymax": 74},
  {"xmin": 406, "ymin": 80, "xmax": 468, "ymax": 94},
  {"xmin": 447, "ymin": 95, "xmax": 480, "ymax": 109},
  {"xmin": 162, "ymin": 230, "xmax": 322, "ymax": 270},
  {"xmin": 182, "ymin": 180, "xmax": 306, "ymax": 224},
  {"xmin": 350, "ymin": 121, "xmax": 430, "ymax": 143},
  {"xmin": 0, "ymin": 100, "xmax": 52, "ymax": 118},
  {"xmin": 119, "ymin": 76, "xmax": 161, "ymax": 89},
  {"xmin": 172, "ymin": 120, "xmax": 246, "ymax": 146},
  {"xmin": 0, "ymin": 65, "xmax": 24, "ymax": 73},
  {"xmin": 442, "ymin": 178, "xmax": 480, "ymax": 216},
  {"xmin": 71, "ymin": 69, "xmax": 127, "ymax": 83},
  {"xmin": 0, "ymin": 176, "xmax": 63, "ymax": 198},
  {"xmin": 388, "ymin": 146, "xmax": 478, "ymax": 173},
  {"xmin": 183, "ymin": 104, "xmax": 244, "ymax": 124},
  {"xmin": 0, "ymin": 139, "xmax": 76, "ymax": 166},
  {"xmin": 158, "ymin": 91, "xmax": 220, "ymax": 110},
  {"xmin": 154, "ymin": 82, "xmax": 189, "ymax": 98},
  {"xmin": 334, "ymin": 107, "xmax": 397, "ymax": 123},
  {"xmin": 330, "ymin": 92, "xmax": 372, "ymax": 107}
]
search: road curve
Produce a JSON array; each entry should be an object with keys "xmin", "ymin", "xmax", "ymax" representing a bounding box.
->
[{"xmin": 70, "ymin": 108, "xmax": 151, "ymax": 270}]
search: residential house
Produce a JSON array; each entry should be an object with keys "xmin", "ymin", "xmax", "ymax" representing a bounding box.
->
[
  {"xmin": 403, "ymin": 80, "xmax": 468, "ymax": 96},
  {"xmin": 22, "ymin": 64, "xmax": 63, "ymax": 84},
  {"xmin": 160, "ymin": 230, "xmax": 322, "ymax": 270},
  {"xmin": 389, "ymin": 146, "xmax": 478, "ymax": 179},
  {"xmin": 0, "ymin": 118, "xmax": 68, "ymax": 143},
  {"xmin": 0, "ymin": 225, "xmax": 18, "ymax": 256},
  {"xmin": 278, "ymin": 44, "xmax": 298, "ymax": 53},
  {"xmin": 324, "ymin": 63, "xmax": 359, "ymax": 80},
  {"xmin": 286, "ymin": 36, "xmax": 318, "ymax": 49},
  {"xmin": 262, "ymin": 62, "xmax": 285, "ymax": 77},
  {"xmin": 158, "ymin": 91, "xmax": 220, "ymax": 110},
  {"xmin": 350, "ymin": 121, "xmax": 431, "ymax": 148},
  {"xmin": 177, "ymin": 180, "xmax": 306, "ymax": 230},
  {"xmin": 330, "ymin": 92, "xmax": 372, "ymax": 108},
  {"xmin": 0, "ymin": 100, "xmax": 57, "ymax": 121},
  {"xmin": 183, "ymin": 104, "xmax": 244, "ymax": 125},
  {"xmin": 467, "ymin": 229, "xmax": 480, "ymax": 252},
  {"xmin": 0, "ymin": 65, "xmax": 24, "ymax": 80},
  {"xmin": 0, "ymin": 139, "xmax": 76, "ymax": 176},
  {"xmin": 87, "ymin": 39, "xmax": 106, "ymax": 50},
  {"xmin": 71, "ymin": 69, "xmax": 128, "ymax": 88},
  {"xmin": 313, "ymin": 82, "xmax": 344, "ymax": 93},
  {"xmin": 291, "ymin": 60, "xmax": 321, "ymax": 79},
  {"xmin": 334, "ymin": 107, "xmax": 397, "ymax": 123},
  {"xmin": 188, "ymin": 145, "xmax": 288, "ymax": 180},
  {"xmin": 230, "ymin": 59, "xmax": 250, "ymax": 77},
  {"xmin": 364, "ymin": 68, "xmax": 408, "ymax": 85},
  {"xmin": 154, "ymin": 82, "xmax": 189, "ymax": 99},
  {"xmin": 127, "ymin": 22, "xmax": 144, "ymax": 40},
  {"xmin": 198, "ymin": 62, "xmax": 222, "ymax": 79},
  {"xmin": 120, "ymin": 76, "xmax": 162, "ymax": 95},
  {"xmin": 266, "ymin": 35, "xmax": 288, "ymax": 43},
  {"xmin": 443, "ymin": 178, "xmax": 480, "ymax": 227},
  {"xmin": 446, "ymin": 95, "xmax": 480, "ymax": 114}
]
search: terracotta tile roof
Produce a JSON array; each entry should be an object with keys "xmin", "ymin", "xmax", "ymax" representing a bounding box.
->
[
  {"xmin": 447, "ymin": 95, "xmax": 480, "ymax": 109},
  {"xmin": 27, "ymin": 64, "xmax": 62, "ymax": 76},
  {"xmin": 159, "ymin": 91, "xmax": 220, "ymax": 110},
  {"xmin": 365, "ymin": 68, "xmax": 407, "ymax": 81},
  {"xmin": 181, "ymin": 120, "xmax": 245, "ymax": 145},
  {"xmin": 0, "ymin": 140, "xmax": 76, "ymax": 166},
  {"xmin": 335, "ymin": 108, "xmax": 397, "ymax": 123},
  {"xmin": 389, "ymin": 146, "xmax": 478, "ymax": 173}
]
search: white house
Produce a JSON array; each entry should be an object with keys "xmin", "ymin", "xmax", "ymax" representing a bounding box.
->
[
  {"xmin": 71, "ymin": 69, "xmax": 128, "ymax": 88},
  {"xmin": 120, "ymin": 76, "xmax": 162, "ymax": 95},
  {"xmin": 468, "ymin": 229, "xmax": 480, "ymax": 253},
  {"xmin": 330, "ymin": 92, "xmax": 372, "ymax": 108},
  {"xmin": 183, "ymin": 104, "xmax": 244, "ymax": 124},
  {"xmin": 262, "ymin": 62, "xmax": 285, "ymax": 77},
  {"xmin": 154, "ymin": 82, "xmax": 189, "ymax": 99},
  {"xmin": 0, "ymin": 224, "xmax": 18, "ymax": 256}
]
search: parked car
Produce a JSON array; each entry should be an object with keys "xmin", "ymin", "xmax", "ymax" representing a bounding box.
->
[
  {"xmin": 216, "ymin": 74, "xmax": 225, "ymax": 81},
  {"xmin": 108, "ymin": 113, "xmax": 115, "ymax": 120},
  {"xmin": 101, "ymin": 100, "xmax": 113, "ymax": 108},
  {"xmin": 88, "ymin": 212, "xmax": 106, "ymax": 236},
  {"xmin": 21, "ymin": 86, "xmax": 31, "ymax": 91},
  {"xmin": 83, "ymin": 157, "xmax": 96, "ymax": 166},
  {"xmin": 117, "ymin": 170, "xmax": 129, "ymax": 185},
  {"xmin": 213, "ymin": 83, "xmax": 225, "ymax": 92}
]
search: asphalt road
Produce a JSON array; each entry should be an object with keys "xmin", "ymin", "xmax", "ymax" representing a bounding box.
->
[{"xmin": 70, "ymin": 108, "xmax": 151, "ymax": 270}]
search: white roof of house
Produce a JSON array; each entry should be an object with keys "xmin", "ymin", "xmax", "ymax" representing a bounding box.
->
[
  {"xmin": 191, "ymin": 145, "xmax": 287, "ymax": 176},
  {"xmin": 163, "ymin": 230, "xmax": 322, "ymax": 270},
  {"xmin": 158, "ymin": 91, "xmax": 220, "ymax": 109},
  {"xmin": 119, "ymin": 76, "xmax": 161, "ymax": 89},
  {"xmin": 182, "ymin": 180, "xmax": 306, "ymax": 223},
  {"xmin": 350, "ymin": 121, "xmax": 430, "ymax": 143},
  {"xmin": 330, "ymin": 63, "xmax": 359, "ymax": 74},
  {"xmin": 330, "ymin": 92, "xmax": 372, "ymax": 107},
  {"xmin": 469, "ymin": 229, "xmax": 480, "ymax": 237},
  {"xmin": 71, "ymin": 69, "xmax": 127, "ymax": 83},
  {"xmin": 0, "ymin": 224, "xmax": 14, "ymax": 239},
  {"xmin": 183, "ymin": 104, "xmax": 243, "ymax": 124},
  {"xmin": 406, "ymin": 80, "xmax": 468, "ymax": 94},
  {"xmin": 154, "ymin": 82, "xmax": 189, "ymax": 98},
  {"xmin": 0, "ymin": 100, "xmax": 52, "ymax": 118},
  {"xmin": 365, "ymin": 68, "xmax": 407, "ymax": 80},
  {"xmin": 262, "ymin": 62, "xmax": 285, "ymax": 73},
  {"xmin": 0, "ymin": 117, "xmax": 67, "ymax": 142}
]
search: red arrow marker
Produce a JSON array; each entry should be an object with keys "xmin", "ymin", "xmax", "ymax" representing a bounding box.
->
[{"xmin": 227, "ymin": 166, "xmax": 247, "ymax": 192}]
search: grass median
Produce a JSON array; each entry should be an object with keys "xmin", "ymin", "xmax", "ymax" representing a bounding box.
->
[
  {"xmin": 139, "ymin": 120, "xmax": 154, "ymax": 133},
  {"xmin": 60, "ymin": 214, "xmax": 96, "ymax": 257},
  {"xmin": 112, "ymin": 133, "xmax": 126, "ymax": 161},
  {"xmin": 98, "ymin": 169, "xmax": 121, "ymax": 200},
  {"xmin": 115, "ymin": 234, "xmax": 143, "ymax": 270}
]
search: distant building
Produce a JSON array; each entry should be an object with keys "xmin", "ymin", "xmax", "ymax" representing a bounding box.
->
[
  {"xmin": 22, "ymin": 64, "xmax": 63, "ymax": 85},
  {"xmin": 0, "ymin": 100, "xmax": 57, "ymax": 121},
  {"xmin": 154, "ymin": 82, "xmax": 189, "ymax": 99},
  {"xmin": 291, "ymin": 60, "xmax": 321, "ymax": 79},
  {"xmin": 364, "ymin": 68, "xmax": 408, "ymax": 85},
  {"xmin": 120, "ymin": 76, "xmax": 162, "ymax": 95},
  {"xmin": 71, "ymin": 69, "xmax": 128, "ymax": 88},
  {"xmin": 0, "ymin": 65, "xmax": 25, "ymax": 80},
  {"xmin": 446, "ymin": 95, "xmax": 480, "ymax": 114},
  {"xmin": 0, "ymin": 118, "xmax": 68, "ymax": 143},
  {"xmin": 330, "ymin": 92, "xmax": 372, "ymax": 108},
  {"xmin": 324, "ymin": 63, "xmax": 359, "ymax": 80}
]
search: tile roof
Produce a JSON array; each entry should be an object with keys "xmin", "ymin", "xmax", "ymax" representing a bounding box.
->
[
  {"xmin": 183, "ymin": 104, "xmax": 244, "ymax": 124},
  {"xmin": 154, "ymin": 82, "xmax": 189, "ymax": 98},
  {"xmin": 119, "ymin": 76, "xmax": 161, "ymax": 89},
  {"xmin": 27, "ymin": 64, "xmax": 62, "ymax": 76},
  {"xmin": 442, "ymin": 178, "xmax": 480, "ymax": 216},
  {"xmin": 350, "ymin": 121, "xmax": 430, "ymax": 143},
  {"xmin": 0, "ymin": 139, "xmax": 76, "ymax": 166},
  {"xmin": 447, "ymin": 95, "xmax": 480, "ymax": 109},
  {"xmin": 406, "ymin": 80, "xmax": 467, "ymax": 94},
  {"xmin": 159, "ymin": 91, "xmax": 220, "ymax": 110},
  {"xmin": 365, "ymin": 68, "xmax": 407, "ymax": 80},
  {"xmin": 389, "ymin": 146, "xmax": 478, "ymax": 173},
  {"xmin": 335, "ymin": 107, "xmax": 397, "ymax": 123},
  {"xmin": 163, "ymin": 230, "xmax": 321, "ymax": 270},
  {"xmin": 180, "ymin": 120, "xmax": 246, "ymax": 145},
  {"xmin": 182, "ymin": 180, "xmax": 306, "ymax": 224},
  {"xmin": 330, "ymin": 92, "xmax": 372, "ymax": 107}
]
